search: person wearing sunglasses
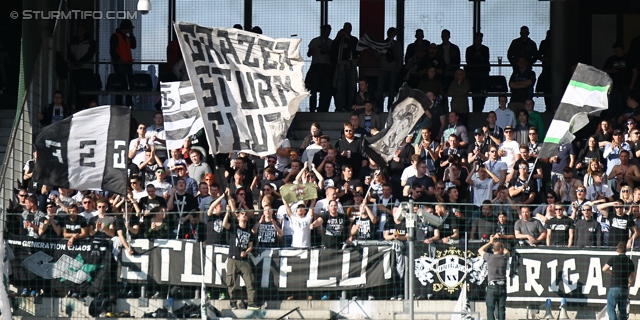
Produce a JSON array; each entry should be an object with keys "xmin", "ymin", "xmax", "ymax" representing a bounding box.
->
[
  {"xmin": 546, "ymin": 204, "xmax": 574, "ymax": 247},
  {"xmin": 336, "ymin": 123, "xmax": 365, "ymax": 178},
  {"xmin": 573, "ymin": 205, "xmax": 602, "ymax": 247},
  {"xmin": 484, "ymin": 145, "xmax": 507, "ymax": 194},
  {"xmin": 596, "ymin": 200, "xmax": 639, "ymax": 248}
]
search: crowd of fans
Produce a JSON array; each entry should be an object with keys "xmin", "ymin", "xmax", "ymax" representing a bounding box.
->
[{"xmin": 9, "ymin": 21, "xmax": 640, "ymax": 304}]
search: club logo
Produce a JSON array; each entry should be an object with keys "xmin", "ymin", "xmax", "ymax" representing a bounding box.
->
[{"xmin": 414, "ymin": 246, "xmax": 487, "ymax": 293}]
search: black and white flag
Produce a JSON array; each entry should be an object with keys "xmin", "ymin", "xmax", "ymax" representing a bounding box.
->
[
  {"xmin": 174, "ymin": 22, "xmax": 309, "ymax": 156},
  {"xmin": 160, "ymin": 81, "xmax": 205, "ymax": 150},
  {"xmin": 34, "ymin": 106, "xmax": 130, "ymax": 194},
  {"xmin": 356, "ymin": 33, "xmax": 392, "ymax": 53},
  {"xmin": 365, "ymin": 84, "xmax": 426, "ymax": 166}
]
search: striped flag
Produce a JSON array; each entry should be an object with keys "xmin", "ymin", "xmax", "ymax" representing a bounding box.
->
[
  {"xmin": 356, "ymin": 33, "xmax": 392, "ymax": 53},
  {"xmin": 538, "ymin": 63, "xmax": 612, "ymax": 158},
  {"xmin": 33, "ymin": 106, "xmax": 130, "ymax": 194},
  {"xmin": 160, "ymin": 81, "xmax": 205, "ymax": 150}
]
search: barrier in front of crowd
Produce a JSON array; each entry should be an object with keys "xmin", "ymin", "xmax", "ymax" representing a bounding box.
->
[{"xmin": 6, "ymin": 234, "xmax": 640, "ymax": 304}]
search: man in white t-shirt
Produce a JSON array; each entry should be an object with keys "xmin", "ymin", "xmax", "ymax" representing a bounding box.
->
[
  {"xmin": 314, "ymin": 186, "xmax": 345, "ymax": 214},
  {"xmin": 466, "ymin": 163, "xmax": 499, "ymax": 207},
  {"xmin": 401, "ymin": 154, "xmax": 426, "ymax": 187},
  {"xmin": 145, "ymin": 111, "xmax": 167, "ymax": 160},
  {"xmin": 301, "ymin": 134, "xmax": 322, "ymax": 166},
  {"xmin": 282, "ymin": 198, "xmax": 316, "ymax": 248},
  {"xmin": 484, "ymin": 145, "xmax": 507, "ymax": 192},
  {"xmin": 128, "ymin": 123, "xmax": 150, "ymax": 166},
  {"xmin": 495, "ymin": 94, "xmax": 516, "ymax": 130},
  {"xmin": 499, "ymin": 126, "xmax": 521, "ymax": 180}
]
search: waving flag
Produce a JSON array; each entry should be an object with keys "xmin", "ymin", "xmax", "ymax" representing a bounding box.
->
[
  {"xmin": 174, "ymin": 22, "xmax": 308, "ymax": 156},
  {"xmin": 161, "ymin": 81, "xmax": 205, "ymax": 150},
  {"xmin": 538, "ymin": 63, "xmax": 612, "ymax": 158},
  {"xmin": 34, "ymin": 106, "xmax": 130, "ymax": 194},
  {"xmin": 356, "ymin": 33, "xmax": 392, "ymax": 53},
  {"xmin": 365, "ymin": 84, "xmax": 427, "ymax": 166}
]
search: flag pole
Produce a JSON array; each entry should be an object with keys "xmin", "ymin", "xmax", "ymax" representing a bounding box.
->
[
  {"xmin": 363, "ymin": 169, "xmax": 381, "ymax": 201},
  {"xmin": 526, "ymin": 157, "xmax": 539, "ymax": 184}
]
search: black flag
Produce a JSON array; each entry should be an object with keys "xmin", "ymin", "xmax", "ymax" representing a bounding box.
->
[
  {"xmin": 364, "ymin": 84, "xmax": 427, "ymax": 167},
  {"xmin": 34, "ymin": 106, "xmax": 130, "ymax": 194}
]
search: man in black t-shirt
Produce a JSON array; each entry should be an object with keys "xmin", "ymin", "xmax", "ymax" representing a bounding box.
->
[
  {"xmin": 602, "ymin": 243, "xmax": 636, "ymax": 320},
  {"xmin": 63, "ymin": 204, "xmax": 88, "ymax": 244},
  {"xmin": 223, "ymin": 210, "xmax": 259, "ymax": 310},
  {"xmin": 545, "ymin": 204, "xmax": 574, "ymax": 246},
  {"xmin": 383, "ymin": 210, "xmax": 408, "ymax": 300},
  {"xmin": 603, "ymin": 202, "xmax": 639, "ymax": 248},
  {"xmin": 178, "ymin": 212, "xmax": 206, "ymax": 241},
  {"xmin": 311, "ymin": 200, "xmax": 351, "ymax": 248}
]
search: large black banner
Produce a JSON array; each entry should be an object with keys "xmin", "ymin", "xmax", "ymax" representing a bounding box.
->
[
  {"xmin": 413, "ymin": 241, "xmax": 640, "ymax": 304},
  {"xmin": 118, "ymin": 240, "xmax": 394, "ymax": 291},
  {"xmin": 8, "ymin": 236, "xmax": 112, "ymax": 295}
]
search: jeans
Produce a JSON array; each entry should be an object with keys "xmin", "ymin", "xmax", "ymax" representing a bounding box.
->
[
  {"xmin": 486, "ymin": 284, "xmax": 507, "ymax": 320},
  {"xmin": 113, "ymin": 63, "xmax": 133, "ymax": 107},
  {"xmin": 334, "ymin": 62, "xmax": 358, "ymax": 111},
  {"xmin": 607, "ymin": 286, "xmax": 629, "ymax": 320},
  {"xmin": 377, "ymin": 69, "xmax": 397, "ymax": 112},
  {"xmin": 306, "ymin": 64, "xmax": 333, "ymax": 112}
]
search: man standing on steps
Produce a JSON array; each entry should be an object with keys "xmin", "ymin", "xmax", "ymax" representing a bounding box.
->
[
  {"xmin": 602, "ymin": 242, "xmax": 635, "ymax": 320},
  {"xmin": 223, "ymin": 210, "xmax": 260, "ymax": 310},
  {"xmin": 479, "ymin": 236, "xmax": 510, "ymax": 320}
]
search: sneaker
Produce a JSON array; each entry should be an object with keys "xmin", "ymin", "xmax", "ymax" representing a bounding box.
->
[
  {"xmin": 71, "ymin": 292, "xmax": 79, "ymax": 299},
  {"xmin": 352, "ymin": 296, "xmax": 358, "ymax": 300},
  {"xmin": 30, "ymin": 290, "xmax": 37, "ymax": 297},
  {"xmin": 286, "ymin": 296, "xmax": 294, "ymax": 300},
  {"xmin": 321, "ymin": 294, "xmax": 328, "ymax": 300},
  {"xmin": 247, "ymin": 304, "xmax": 260, "ymax": 310},
  {"xmin": 230, "ymin": 301, "xmax": 238, "ymax": 310},
  {"xmin": 397, "ymin": 295, "xmax": 404, "ymax": 301},
  {"xmin": 151, "ymin": 291, "xmax": 160, "ymax": 299},
  {"xmin": 367, "ymin": 294, "xmax": 375, "ymax": 300},
  {"xmin": 21, "ymin": 288, "xmax": 28, "ymax": 297},
  {"xmin": 307, "ymin": 295, "xmax": 313, "ymax": 301},
  {"xmin": 219, "ymin": 292, "xmax": 227, "ymax": 300},
  {"xmin": 390, "ymin": 296, "xmax": 396, "ymax": 300}
]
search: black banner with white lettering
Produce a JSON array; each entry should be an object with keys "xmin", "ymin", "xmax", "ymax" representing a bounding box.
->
[
  {"xmin": 7, "ymin": 236, "xmax": 112, "ymax": 295},
  {"xmin": 413, "ymin": 242, "xmax": 640, "ymax": 303},
  {"xmin": 118, "ymin": 240, "xmax": 393, "ymax": 291}
]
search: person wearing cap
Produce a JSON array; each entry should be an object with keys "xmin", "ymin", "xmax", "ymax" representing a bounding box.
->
[
  {"xmin": 468, "ymin": 128, "xmax": 490, "ymax": 164},
  {"xmin": 604, "ymin": 129, "xmax": 633, "ymax": 178},
  {"xmin": 358, "ymin": 99, "xmax": 382, "ymax": 135},
  {"xmin": 498, "ymin": 125, "xmax": 521, "ymax": 181},
  {"xmin": 39, "ymin": 201, "xmax": 63, "ymax": 239},
  {"xmin": 603, "ymin": 242, "xmax": 636, "ymax": 320},
  {"xmin": 597, "ymin": 200, "xmax": 639, "ymax": 248},
  {"xmin": 109, "ymin": 19, "xmax": 136, "ymax": 107},
  {"xmin": 174, "ymin": 163, "xmax": 198, "ymax": 196}
]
